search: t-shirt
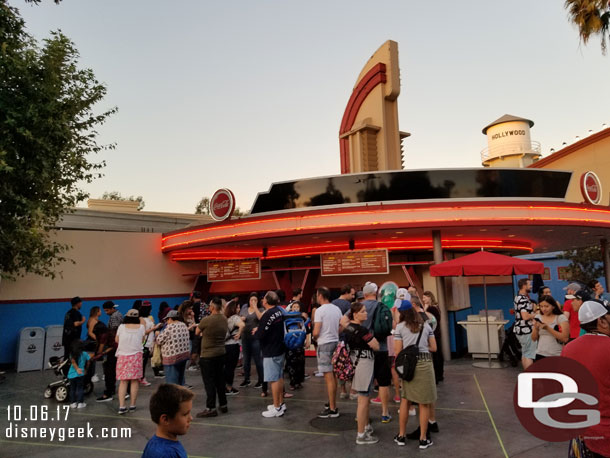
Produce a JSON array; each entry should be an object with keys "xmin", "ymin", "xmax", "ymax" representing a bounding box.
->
[
  {"xmin": 533, "ymin": 313, "xmax": 568, "ymax": 357},
  {"xmin": 314, "ymin": 303, "xmax": 342, "ymax": 346},
  {"xmin": 142, "ymin": 435, "xmax": 187, "ymax": 458},
  {"xmin": 62, "ymin": 308, "xmax": 83, "ymax": 345},
  {"xmin": 394, "ymin": 322, "xmax": 435, "ymax": 353},
  {"xmin": 240, "ymin": 304, "xmax": 264, "ymax": 336},
  {"xmin": 67, "ymin": 352, "xmax": 90, "ymax": 379},
  {"xmin": 225, "ymin": 315, "xmax": 241, "ymax": 345},
  {"xmin": 332, "ymin": 298, "xmax": 351, "ymax": 315},
  {"xmin": 343, "ymin": 323, "xmax": 374, "ymax": 358},
  {"xmin": 513, "ymin": 294, "xmax": 533, "ymax": 335},
  {"xmin": 562, "ymin": 300, "xmax": 581, "ymax": 339},
  {"xmin": 116, "ymin": 324, "xmax": 145, "ymax": 356},
  {"xmin": 198, "ymin": 314, "xmax": 228, "ymax": 358},
  {"xmin": 562, "ymin": 334, "xmax": 610, "ymax": 457},
  {"xmin": 254, "ymin": 306, "xmax": 285, "ymax": 357}
]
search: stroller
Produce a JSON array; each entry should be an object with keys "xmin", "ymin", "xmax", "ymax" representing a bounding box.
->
[
  {"xmin": 44, "ymin": 356, "xmax": 94, "ymax": 402},
  {"xmin": 498, "ymin": 323, "xmax": 522, "ymax": 367}
]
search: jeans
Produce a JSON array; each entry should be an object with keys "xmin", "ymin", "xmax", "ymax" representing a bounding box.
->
[
  {"xmin": 200, "ymin": 355, "xmax": 227, "ymax": 410},
  {"xmin": 164, "ymin": 359, "xmax": 187, "ymax": 386},
  {"xmin": 242, "ymin": 337, "xmax": 264, "ymax": 384},
  {"xmin": 70, "ymin": 375, "xmax": 84, "ymax": 404},
  {"xmin": 102, "ymin": 352, "xmax": 117, "ymax": 397},
  {"xmin": 224, "ymin": 345, "xmax": 240, "ymax": 387}
]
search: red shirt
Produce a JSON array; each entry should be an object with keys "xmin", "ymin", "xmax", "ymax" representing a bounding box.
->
[
  {"xmin": 563, "ymin": 300, "xmax": 581, "ymax": 339},
  {"xmin": 562, "ymin": 334, "xmax": 610, "ymax": 457}
]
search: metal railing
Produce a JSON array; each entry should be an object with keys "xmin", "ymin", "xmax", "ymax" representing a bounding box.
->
[{"xmin": 480, "ymin": 141, "xmax": 541, "ymax": 163}]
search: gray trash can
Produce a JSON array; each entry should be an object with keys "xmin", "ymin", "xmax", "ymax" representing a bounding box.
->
[
  {"xmin": 44, "ymin": 325, "xmax": 64, "ymax": 369},
  {"xmin": 16, "ymin": 327, "xmax": 45, "ymax": 372}
]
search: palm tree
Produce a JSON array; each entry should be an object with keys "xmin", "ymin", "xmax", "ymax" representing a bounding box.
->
[{"xmin": 565, "ymin": 0, "xmax": 610, "ymax": 54}]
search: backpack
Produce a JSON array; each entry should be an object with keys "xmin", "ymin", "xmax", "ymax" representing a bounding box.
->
[
  {"xmin": 332, "ymin": 341, "xmax": 356, "ymax": 381},
  {"xmin": 284, "ymin": 312, "xmax": 308, "ymax": 351},
  {"xmin": 372, "ymin": 301, "xmax": 393, "ymax": 340},
  {"xmin": 395, "ymin": 327, "xmax": 424, "ymax": 382}
]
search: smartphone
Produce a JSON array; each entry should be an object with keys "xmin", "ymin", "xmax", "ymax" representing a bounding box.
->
[{"xmin": 534, "ymin": 317, "xmax": 543, "ymax": 323}]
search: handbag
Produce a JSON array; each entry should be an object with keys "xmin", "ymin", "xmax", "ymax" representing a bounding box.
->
[
  {"xmin": 151, "ymin": 344, "xmax": 162, "ymax": 367},
  {"xmin": 395, "ymin": 327, "xmax": 424, "ymax": 382}
]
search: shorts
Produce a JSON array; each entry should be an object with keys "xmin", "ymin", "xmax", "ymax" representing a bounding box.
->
[
  {"xmin": 516, "ymin": 333, "xmax": 537, "ymax": 360},
  {"xmin": 263, "ymin": 354, "xmax": 285, "ymax": 382},
  {"xmin": 373, "ymin": 351, "xmax": 392, "ymax": 387},
  {"xmin": 316, "ymin": 342, "xmax": 337, "ymax": 373}
]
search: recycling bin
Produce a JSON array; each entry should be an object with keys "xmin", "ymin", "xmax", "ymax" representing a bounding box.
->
[
  {"xmin": 16, "ymin": 327, "xmax": 45, "ymax": 372},
  {"xmin": 44, "ymin": 325, "xmax": 64, "ymax": 369}
]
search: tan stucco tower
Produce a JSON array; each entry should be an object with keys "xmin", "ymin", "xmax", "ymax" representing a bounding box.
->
[{"xmin": 339, "ymin": 40, "xmax": 410, "ymax": 174}]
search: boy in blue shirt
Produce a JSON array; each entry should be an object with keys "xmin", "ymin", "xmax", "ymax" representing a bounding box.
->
[
  {"xmin": 142, "ymin": 384, "xmax": 194, "ymax": 458},
  {"xmin": 68, "ymin": 340, "xmax": 90, "ymax": 409}
]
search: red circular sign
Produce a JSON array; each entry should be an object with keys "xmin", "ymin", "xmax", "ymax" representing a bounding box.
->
[
  {"xmin": 580, "ymin": 171, "xmax": 602, "ymax": 205},
  {"xmin": 210, "ymin": 189, "xmax": 235, "ymax": 221}
]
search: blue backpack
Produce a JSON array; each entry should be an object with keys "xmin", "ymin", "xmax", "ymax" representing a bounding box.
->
[{"xmin": 283, "ymin": 312, "xmax": 308, "ymax": 350}]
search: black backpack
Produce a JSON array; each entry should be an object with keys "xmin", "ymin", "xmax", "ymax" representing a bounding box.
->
[{"xmin": 395, "ymin": 327, "xmax": 424, "ymax": 382}]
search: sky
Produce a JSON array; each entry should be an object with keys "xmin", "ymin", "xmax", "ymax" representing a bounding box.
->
[{"xmin": 10, "ymin": 0, "xmax": 610, "ymax": 214}]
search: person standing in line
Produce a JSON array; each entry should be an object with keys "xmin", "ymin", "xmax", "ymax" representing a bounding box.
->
[
  {"xmin": 105, "ymin": 300, "xmax": 124, "ymax": 332},
  {"xmin": 285, "ymin": 300, "xmax": 306, "ymax": 391},
  {"xmin": 589, "ymin": 279, "xmax": 610, "ymax": 305},
  {"xmin": 239, "ymin": 293, "xmax": 266, "ymax": 394},
  {"xmin": 332, "ymin": 284, "xmax": 355, "ymax": 315},
  {"xmin": 139, "ymin": 300, "xmax": 161, "ymax": 384},
  {"xmin": 394, "ymin": 301, "xmax": 436, "ymax": 450},
  {"xmin": 562, "ymin": 283, "xmax": 583, "ymax": 341},
  {"xmin": 313, "ymin": 286, "xmax": 342, "ymax": 418},
  {"xmin": 531, "ymin": 295, "xmax": 569, "ymax": 359},
  {"xmin": 62, "ymin": 296, "xmax": 86, "ymax": 361},
  {"xmin": 115, "ymin": 309, "xmax": 146, "ymax": 414},
  {"xmin": 68, "ymin": 340, "xmax": 90, "ymax": 409},
  {"xmin": 513, "ymin": 278, "xmax": 537, "ymax": 370},
  {"xmin": 254, "ymin": 291, "xmax": 287, "ymax": 418},
  {"xmin": 561, "ymin": 301, "xmax": 610, "ymax": 457},
  {"xmin": 422, "ymin": 291, "xmax": 443, "ymax": 384},
  {"xmin": 156, "ymin": 310, "xmax": 191, "ymax": 386},
  {"xmin": 85, "ymin": 306, "xmax": 102, "ymax": 382},
  {"xmin": 224, "ymin": 300, "xmax": 244, "ymax": 396},
  {"xmin": 343, "ymin": 301, "xmax": 380, "ymax": 445},
  {"xmin": 196, "ymin": 297, "xmax": 229, "ymax": 418}
]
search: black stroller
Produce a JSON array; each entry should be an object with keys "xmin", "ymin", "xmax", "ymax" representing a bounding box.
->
[
  {"xmin": 498, "ymin": 323, "xmax": 522, "ymax": 367},
  {"xmin": 44, "ymin": 356, "xmax": 94, "ymax": 402}
]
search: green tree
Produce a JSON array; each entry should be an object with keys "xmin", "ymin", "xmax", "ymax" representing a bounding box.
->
[
  {"xmin": 558, "ymin": 246, "xmax": 604, "ymax": 282},
  {"xmin": 565, "ymin": 0, "xmax": 610, "ymax": 54},
  {"xmin": 101, "ymin": 191, "xmax": 145, "ymax": 211},
  {"xmin": 195, "ymin": 196, "xmax": 210, "ymax": 215},
  {"xmin": 0, "ymin": 4, "xmax": 116, "ymax": 280}
]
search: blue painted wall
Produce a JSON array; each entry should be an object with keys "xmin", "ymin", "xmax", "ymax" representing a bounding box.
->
[{"xmin": 0, "ymin": 295, "xmax": 188, "ymax": 365}]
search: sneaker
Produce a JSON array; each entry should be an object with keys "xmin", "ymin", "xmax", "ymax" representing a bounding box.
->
[
  {"xmin": 394, "ymin": 434, "xmax": 406, "ymax": 446},
  {"xmin": 267, "ymin": 403, "xmax": 287, "ymax": 413},
  {"xmin": 370, "ymin": 397, "xmax": 381, "ymax": 404},
  {"xmin": 284, "ymin": 392, "xmax": 294, "ymax": 399},
  {"xmin": 314, "ymin": 372, "xmax": 324, "ymax": 377},
  {"xmin": 262, "ymin": 407, "xmax": 284, "ymax": 418},
  {"xmin": 428, "ymin": 421, "xmax": 439, "ymax": 433},
  {"xmin": 154, "ymin": 374, "xmax": 164, "ymax": 379},
  {"xmin": 129, "ymin": 406, "xmax": 136, "ymax": 412},
  {"xmin": 339, "ymin": 392, "xmax": 348, "ymax": 399},
  {"xmin": 409, "ymin": 407, "xmax": 417, "ymax": 416},
  {"xmin": 118, "ymin": 407, "xmax": 128, "ymax": 415},
  {"xmin": 96, "ymin": 395, "xmax": 113, "ymax": 402},
  {"xmin": 407, "ymin": 426, "xmax": 430, "ymax": 440},
  {"xmin": 419, "ymin": 439, "xmax": 434, "ymax": 450},
  {"xmin": 91, "ymin": 375, "xmax": 99, "ymax": 383},
  {"xmin": 219, "ymin": 405, "xmax": 228, "ymax": 414},
  {"xmin": 304, "ymin": 374, "xmax": 311, "ymax": 379},
  {"xmin": 393, "ymin": 396, "xmax": 401, "ymax": 403},
  {"xmin": 196, "ymin": 409, "xmax": 218, "ymax": 418},
  {"xmin": 139, "ymin": 379, "xmax": 152, "ymax": 387},
  {"xmin": 253, "ymin": 382, "xmax": 263, "ymax": 388},
  {"xmin": 318, "ymin": 406, "xmax": 340, "ymax": 418},
  {"xmin": 381, "ymin": 414, "xmax": 392, "ymax": 423},
  {"xmin": 239, "ymin": 380, "xmax": 251, "ymax": 388},
  {"xmin": 70, "ymin": 403, "xmax": 77, "ymax": 409},
  {"xmin": 364, "ymin": 423, "xmax": 374, "ymax": 434},
  {"xmin": 349, "ymin": 393, "xmax": 358, "ymax": 400},
  {"xmin": 225, "ymin": 388, "xmax": 239, "ymax": 396},
  {"xmin": 77, "ymin": 403, "xmax": 87, "ymax": 409},
  {"xmin": 356, "ymin": 432, "xmax": 379, "ymax": 445},
  {"xmin": 187, "ymin": 365, "xmax": 199, "ymax": 371}
]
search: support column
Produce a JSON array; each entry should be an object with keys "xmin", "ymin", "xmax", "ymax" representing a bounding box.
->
[
  {"xmin": 432, "ymin": 230, "xmax": 451, "ymax": 362},
  {"xmin": 602, "ymin": 239, "xmax": 610, "ymax": 294}
]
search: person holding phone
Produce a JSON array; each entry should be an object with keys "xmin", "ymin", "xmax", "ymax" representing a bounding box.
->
[{"xmin": 531, "ymin": 295, "xmax": 569, "ymax": 360}]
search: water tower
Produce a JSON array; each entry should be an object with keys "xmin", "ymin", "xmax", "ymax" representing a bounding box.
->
[{"xmin": 481, "ymin": 114, "xmax": 541, "ymax": 168}]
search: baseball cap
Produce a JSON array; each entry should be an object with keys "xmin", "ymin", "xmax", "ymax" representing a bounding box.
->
[
  {"xmin": 578, "ymin": 300, "xmax": 609, "ymax": 324},
  {"xmin": 363, "ymin": 282, "xmax": 378, "ymax": 296},
  {"xmin": 142, "ymin": 300, "xmax": 151, "ymax": 307},
  {"xmin": 102, "ymin": 300, "xmax": 119, "ymax": 309},
  {"xmin": 70, "ymin": 296, "xmax": 82, "ymax": 306},
  {"xmin": 125, "ymin": 308, "xmax": 139, "ymax": 318},
  {"xmin": 563, "ymin": 282, "xmax": 582, "ymax": 292},
  {"xmin": 564, "ymin": 295, "xmax": 576, "ymax": 300},
  {"xmin": 398, "ymin": 300, "xmax": 413, "ymax": 312},
  {"xmin": 573, "ymin": 291, "xmax": 591, "ymax": 302},
  {"xmin": 396, "ymin": 288, "xmax": 411, "ymax": 301},
  {"xmin": 164, "ymin": 310, "xmax": 180, "ymax": 320},
  {"xmin": 355, "ymin": 291, "xmax": 364, "ymax": 300}
]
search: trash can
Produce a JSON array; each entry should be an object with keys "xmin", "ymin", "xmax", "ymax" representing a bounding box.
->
[
  {"xmin": 16, "ymin": 327, "xmax": 45, "ymax": 372},
  {"xmin": 44, "ymin": 325, "xmax": 64, "ymax": 369}
]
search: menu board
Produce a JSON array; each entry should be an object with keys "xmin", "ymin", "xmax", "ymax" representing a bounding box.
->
[
  {"xmin": 207, "ymin": 258, "xmax": 261, "ymax": 282},
  {"xmin": 321, "ymin": 250, "xmax": 389, "ymax": 276}
]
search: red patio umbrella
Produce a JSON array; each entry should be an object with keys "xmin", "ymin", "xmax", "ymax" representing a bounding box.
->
[{"xmin": 431, "ymin": 250, "xmax": 544, "ymax": 368}]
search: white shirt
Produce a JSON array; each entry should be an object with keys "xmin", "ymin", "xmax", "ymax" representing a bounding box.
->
[
  {"xmin": 116, "ymin": 324, "xmax": 145, "ymax": 356},
  {"xmin": 314, "ymin": 303, "xmax": 342, "ymax": 345}
]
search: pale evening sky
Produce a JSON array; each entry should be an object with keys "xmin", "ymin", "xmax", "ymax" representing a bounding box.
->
[{"xmin": 11, "ymin": 0, "xmax": 610, "ymax": 214}]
